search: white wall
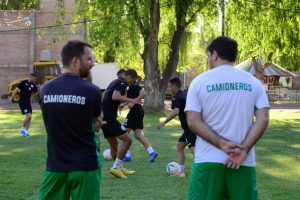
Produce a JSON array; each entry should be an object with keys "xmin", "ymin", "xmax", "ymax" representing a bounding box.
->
[
  {"xmin": 91, "ymin": 63, "xmax": 120, "ymax": 89},
  {"xmin": 279, "ymin": 77, "xmax": 293, "ymax": 88}
]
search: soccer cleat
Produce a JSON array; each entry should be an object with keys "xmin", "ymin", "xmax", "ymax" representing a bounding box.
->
[
  {"xmin": 110, "ymin": 168, "xmax": 127, "ymax": 179},
  {"xmin": 24, "ymin": 131, "xmax": 30, "ymax": 137},
  {"xmin": 123, "ymin": 156, "xmax": 132, "ymax": 162},
  {"xmin": 148, "ymin": 151, "xmax": 158, "ymax": 162},
  {"xmin": 20, "ymin": 129, "xmax": 27, "ymax": 137},
  {"xmin": 121, "ymin": 168, "xmax": 135, "ymax": 175}
]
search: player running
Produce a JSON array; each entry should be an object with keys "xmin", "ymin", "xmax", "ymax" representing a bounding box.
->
[
  {"xmin": 122, "ymin": 69, "xmax": 158, "ymax": 162},
  {"xmin": 157, "ymin": 77, "xmax": 196, "ymax": 177},
  {"xmin": 11, "ymin": 73, "xmax": 38, "ymax": 137},
  {"xmin": 101, "ymin": 69, "xmax": 141, "ymax": 179}
]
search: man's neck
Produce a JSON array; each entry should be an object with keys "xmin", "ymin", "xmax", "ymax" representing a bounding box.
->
[
  {"xmin": 213, "ymin": 61, "xmax": 234, "ymax": 69},
  {"xmin": 63, "ymin": 67, "xmax": 79, "ymax": 76}
]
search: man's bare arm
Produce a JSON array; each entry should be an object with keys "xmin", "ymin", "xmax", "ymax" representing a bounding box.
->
[
  {"xmin": 224, "ymin": 108, "xmax": 269, "ymax": 169},
  {"xmin": 186, "ymin": 111, "xmax": 241, "ymax": 154},
  {"xmin": 157, "ymin": 108, "xmax": 179, "ymax": 129},
  {"xmin": 112, "ymin": 91, "xmax": 142, "ymax": 104}
]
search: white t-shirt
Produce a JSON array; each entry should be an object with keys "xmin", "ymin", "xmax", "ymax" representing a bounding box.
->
[{"xmin": 185, "ymin": 65, "xmax": 270, "ymax": 167}]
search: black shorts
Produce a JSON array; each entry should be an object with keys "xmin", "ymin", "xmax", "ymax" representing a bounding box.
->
[
  {"xmin": 178, "ymin": 130, "xmax": 196, "ymax": 148},
  {"xmin": 123, "ymin": 105, "xmax": 144, "ymax": 130},
  {"xmin": 19, "ymin": 103, "xmax": 32, "ymax": 115},
  {"xmin": 101, "ymin": 117, "xmax": 127, "ymax": 138}
]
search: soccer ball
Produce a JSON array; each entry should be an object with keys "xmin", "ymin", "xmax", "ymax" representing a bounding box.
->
[
  {"xmin": 166, "ymin": 162, "xmax": 180, "ymax": 175},
  {"xmin": 102, "ymin": 149, "xmax": 112, "ymax": 160}
]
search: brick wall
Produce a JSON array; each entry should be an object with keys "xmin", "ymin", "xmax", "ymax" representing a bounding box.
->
[{"xmin": 0, "ymin": 0, "xmax": 84, "ymax": 97}]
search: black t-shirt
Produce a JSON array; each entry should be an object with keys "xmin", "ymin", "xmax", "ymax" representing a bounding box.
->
[
  {"xmin": 17, "ymin": 80, "xmax": 38, "ymax": 104},
  {"xmin": 102, "ymin": 78, "xmax": 127, "ymax": 119},
  {"xmin": 39, "ymin": 74, "xmax": 102, "ymax": 172},
  {"xmin": 171, "ymin": 90, "xmax": 190, "ymax": 131},
  {"xmin": 126, "ymin": 82, "xmax": 142, "ymax": 110}
]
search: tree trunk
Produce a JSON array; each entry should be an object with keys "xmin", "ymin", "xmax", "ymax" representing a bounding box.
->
[
  {"xmin": 143, "ymin": 0, "xmax": 163, "ymax": 111},
  {"xmin": 161, "ymin": 25, "xmax": 186, "ymax": 88}
]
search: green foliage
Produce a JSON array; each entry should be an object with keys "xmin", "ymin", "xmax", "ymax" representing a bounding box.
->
[
  {"xmin": 226, "ymin": 0, "xmax": 300, "ymax": 71},
  {"xmin": 0, "ymin": 0, "xmax": 40, "ymax": 10}
]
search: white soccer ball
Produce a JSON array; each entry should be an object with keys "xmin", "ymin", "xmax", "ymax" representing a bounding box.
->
[
  {"xmin": 102, "ymin": 149, "xmax": 112, "ymax": 160},
  {"xmin": 166, "ymin": 162, "xmax": 180, "ymax": 175}
]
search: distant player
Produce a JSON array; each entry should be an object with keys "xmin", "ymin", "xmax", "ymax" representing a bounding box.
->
[
  {"xmin": 122, "ymin": 69, "xmax": 158, "ymax": 162},
  {"xmin": 101, "ymin": 69, "xmax": 141, "ymax": 179},
  {"xmin": 11, "ymin": 73, "xmax": 38, "ymax": 136},
  {"xmin": 157, "ymin": 77, "xmax": 196, "ymax": 177}
]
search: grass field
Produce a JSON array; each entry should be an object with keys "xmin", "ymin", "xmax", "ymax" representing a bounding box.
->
[{"xmin": 0, "ymin": 110, "xmax": 299, "ymax": 200}]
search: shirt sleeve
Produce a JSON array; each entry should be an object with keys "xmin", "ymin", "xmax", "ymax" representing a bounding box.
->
[
  {"xmin": 171, "ymin": 95, "xmax": 180, "ymax": 109},
  {"xmin": 114, "ymin": 82, "xmax": 126, "ymax": 95},
  {"xmin": 33, "ymin": 84, "xmax": 38, "ymax": 93},
  {"xmin": 184, "ymin": 79, "xmax": 202, "ymax": 112},
  {"xmin": 255, "ymin": 82, "xmax": 270, "ymax": 109},
  {"xmin": 94, "ymin": 89, "xmax": 102, "ymax": 117},
  {"xmin": 17, "ymin": 81, "xmax": 23, "ymax": 90}
]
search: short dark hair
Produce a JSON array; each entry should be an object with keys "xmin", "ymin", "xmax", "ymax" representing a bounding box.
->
[
  {"xmin": 206, "ymin": 36, "xmax": 238, "ymax": 62},
  {"xmin": 125, "ymin": 69, "xmax": 138, "ymax": 78},
  {"xmin": 117, "ymin": 69, "xmax": 126, "ymax": 76},
  {"xmin": 30, "ymin": 73, "xmax": 37, "ymax": 77},
  {"xmin": 169, "ymin": 77, "xmax": 181, "ymax": 88},
  {"xmin": 61, "ymin": 40, "xmax": 92, "ymax": 66}
]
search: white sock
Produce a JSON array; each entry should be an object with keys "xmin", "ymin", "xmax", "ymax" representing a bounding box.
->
[
  {"xmin": 125, "ymin": 150, "xmax": 131, "ymax": 157},
  {"xmin": 141, "ymin": 131, "xmax": 144, "ymax": 136},
  {"xmin": 113, "ymin": 158, "xmax": 123, "ymax": 169},
  {"xmin": 179, "ymin": 165, "xmax": 185, "ymax": 173},
  {"xmin": 146, "ymin": 146, "xmax": 154, "ymax": 154},
  {"xmin": 21, "ymin": 127, "xmax": 25, "ymax": 131}
]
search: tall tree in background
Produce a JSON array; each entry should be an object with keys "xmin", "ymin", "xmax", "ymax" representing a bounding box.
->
[
  {"xmin": 225, "ymin": 0, "xmax": 300, "ymax": 71},
  {"xmin": 74, "ymin": 0, "xmax": 213, "ymax": 111}
]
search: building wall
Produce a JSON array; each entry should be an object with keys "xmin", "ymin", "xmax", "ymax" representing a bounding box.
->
[{"xmin": 0, "ymin": 0, "xmax": 84, "ymax": 97}]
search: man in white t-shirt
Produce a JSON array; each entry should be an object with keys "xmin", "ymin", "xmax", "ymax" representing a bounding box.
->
[{"xmin": 185, "ymin": 36, "xmax": 270, "ymax": 200}]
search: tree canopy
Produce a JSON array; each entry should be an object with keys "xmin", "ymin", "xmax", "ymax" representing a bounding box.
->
[{"xmin": 0, "ymin": 0, "xmax": 40, "ymax": 10}]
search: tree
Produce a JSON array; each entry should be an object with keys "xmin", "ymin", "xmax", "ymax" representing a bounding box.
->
[
  {"xmin": 0, "ymin": 0, "xmax": 40, "ymax": 10},
  {"xmin": 73, "ymin": 0, "xmax": 214, "ymax": 111},
  {"xmin": 225, "ymin": 0, "xmax": 300, "ymax": 71}
]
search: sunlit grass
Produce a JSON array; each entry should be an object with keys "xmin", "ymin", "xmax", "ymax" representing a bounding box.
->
[{"xmin": 0, "ymin": 110, "xmax": 299, "ymax": 199}]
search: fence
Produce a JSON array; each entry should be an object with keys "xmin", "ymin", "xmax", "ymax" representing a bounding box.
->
[{"xmin": 266, "ymin": 87, "xmax": 300, "ymax": 102}]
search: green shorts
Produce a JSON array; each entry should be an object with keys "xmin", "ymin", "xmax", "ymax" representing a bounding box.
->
[
  {"xmin": 38, "ymin": 169, "xmax": 101, "ymax": 200},
  {"xmin": 188, "ymin": 163, "xmax": 258, "ymax": 200}
]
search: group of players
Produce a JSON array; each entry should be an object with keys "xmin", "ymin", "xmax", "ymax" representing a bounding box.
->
[
  {"xmin": 12, "ymin": 36, "xmax": 269, "ymax": 200},
  {"xmin": 12, "ymin": 66, "xmax": 196, "ymax": 179}
]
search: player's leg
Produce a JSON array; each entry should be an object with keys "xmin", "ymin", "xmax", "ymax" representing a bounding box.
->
[
  {"xmin": 177, "ymin": 140, "xmax": 187, "ymax": 177},
  {"xmin": 133, "ymin": 128, "xmax": 158, "ymax": 162},
  {"xmin": 23, "ymin": 113, "xmax": 32, "ymax": 132},
  {"xmin": 106, "ymin": 137, "xmax": 118, "ymax": 160},
  {"xmin": 69, "ymin": 170, "xmax": 101, "ymax": 200},
  {"xmin": 38, "ymin": 171, "xmax": 69, "ymax": 200},
  {"xmin": 226, "ymin": 166, "xmax": 258, "ymax": 200},
  {"xmin": 123, "ymin": 128, "xmax": 132, "ymax": 162}
]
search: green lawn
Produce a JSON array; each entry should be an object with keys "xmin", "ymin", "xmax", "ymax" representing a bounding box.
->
[{"xmin": 0, "ymin": 110, "xmax": 299, "ymax": 200}]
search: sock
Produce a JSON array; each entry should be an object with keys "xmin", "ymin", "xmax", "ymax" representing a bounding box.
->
[
  {"xmin": 125, "ymin": 150, "xmax": 131, "ymax": 157},
  {"xmin": 147, "ymin": 146, "xmax": 154, "ymax": 154},
  {"xmin": 113, "ymin": 158, "xmax": 123, "ymax": 169},
  {"xmin": 179, "ymin": 165, "xmax": 185, "ymax": 173},
  {"xmin": 141, "ymin": 131, "xmax": 144, "ymax": 136},
  {"xmin": 21, "ymin": 127, "xmax": 25, "ymax": 131}
]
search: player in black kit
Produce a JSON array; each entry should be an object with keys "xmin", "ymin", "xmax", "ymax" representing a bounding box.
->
[
  {"xmin": 11, "ymin": 73, "xmax": 38, "ymax": 137},
  {"xmin": 101, "ymin": 69, "xmax": 142, "ymax": 179},
  {"xmin": 122, "ymin": 69, "xmax": 158, "ymax": 162},
  {"xmin": 157, "ymin": 77, "xmax": 196, "ymax": 177},
  {"xmin": 38, "ymin": 40, "xmax": 105, "ymax": 200}
]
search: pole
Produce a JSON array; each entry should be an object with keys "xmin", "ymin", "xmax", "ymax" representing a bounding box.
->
[
  {"xmin": 221, "ymin": 0, "xmax": 225, "ymax": 36},
  {"xmin": 29, "ymin": 9, "xmax": 36, "ymax": 73},
  {"xmin": 84, "ymin": 18, "xmax": 87, "ymax": 41}
]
